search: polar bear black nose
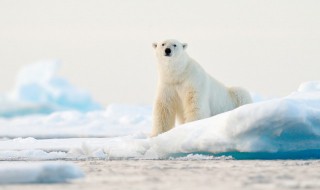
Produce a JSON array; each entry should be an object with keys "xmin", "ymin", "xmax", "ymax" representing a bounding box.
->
[{"xmin": 165, "ymin": 48, "xmax": 171, "ymax": 55}]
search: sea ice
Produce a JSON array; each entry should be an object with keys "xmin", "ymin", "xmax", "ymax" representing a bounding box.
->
[
  {"xmin": 0, "ymin": 61, "xmax": 319, "ymax": 160},
  {"xmin": 0, "ymin": 162, "xmax": 84, "ymax": 184},
  {"xmin": 0, "ymin": 104, "xmax": 151, "ymax": 138},
  {"xmin": 1, "ymin": 84, "xmax": 320, "ymax": 161},
  {"xmin": 0, "ymin": 61, "xmax": 101, "ymax": 117},
  {"xmin": 298, "ymin": 81, "xmax": 320, "ymax": 92}
]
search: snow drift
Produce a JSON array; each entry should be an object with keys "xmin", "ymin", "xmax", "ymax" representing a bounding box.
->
[{"xmin": 0, "ymin": 61, "xmax": 101, "ymax": 117}]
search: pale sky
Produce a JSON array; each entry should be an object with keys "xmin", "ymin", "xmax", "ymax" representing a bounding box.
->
[{"xmin": 1, "ymin": 0, "xmax": 320, "ymax": 105}]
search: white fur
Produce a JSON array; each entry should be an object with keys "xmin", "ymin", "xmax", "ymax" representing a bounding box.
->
[{"xmin": 151, "ymin": 39, "xmax": 252, "ymax": 137}]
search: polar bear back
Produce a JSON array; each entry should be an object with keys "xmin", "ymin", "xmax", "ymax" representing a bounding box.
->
[{"xmin": 199, "ymin": 74, "xmax": 238, "ymax": 116}]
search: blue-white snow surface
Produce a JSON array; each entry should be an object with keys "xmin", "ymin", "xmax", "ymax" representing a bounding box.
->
[
  {"xmin": 0, "ymin": 61, "xmax": 101, "ymax": 117},
  {"xmin": 0, "ymin": 62, "xmax": 319, "ymax": 160},
  {"xmin": 0, "ymin": 162, "xmax": 84, "ymax": 184}
]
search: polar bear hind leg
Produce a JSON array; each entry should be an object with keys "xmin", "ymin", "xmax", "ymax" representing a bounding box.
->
[{"xmin": 229, "ymin": 87, "xmax": 253, "ymax": 107}]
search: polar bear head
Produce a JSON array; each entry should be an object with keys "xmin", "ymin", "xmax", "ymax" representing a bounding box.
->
[{"xmin": 152, "ymin": 39, "xmax": 188, "ymax": 62}]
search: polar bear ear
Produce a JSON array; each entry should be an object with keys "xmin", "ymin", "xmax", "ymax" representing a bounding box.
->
[
  {"xmin": 182, "ymin": 43, "xmax": 188, "ymax": 49},
  {"xmin": 152, "ymin": 43, "xmax": 157, "ymax": 49}
]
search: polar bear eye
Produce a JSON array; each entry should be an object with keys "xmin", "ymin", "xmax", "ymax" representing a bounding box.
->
[
  {"xmin": 173, "ymin": 44, "xmax": 176, "ymax": 47},
  {"xmin": 162, "ymin": 43, "xmax": 165, "ymax": 46}
]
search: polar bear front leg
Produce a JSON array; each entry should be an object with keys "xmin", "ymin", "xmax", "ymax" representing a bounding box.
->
[
  {"xmin": 151, "ymin": 89, "xmax": 176, "ymax": 137},
  {"xmin": 183, "ymin": 88, "xmax": 201, "ymax": 123}
]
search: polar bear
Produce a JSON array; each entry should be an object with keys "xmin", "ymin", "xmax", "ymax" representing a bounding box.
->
[{"xmin": 151, "ymin": 39, "xmax": 252, "ymax": 137}]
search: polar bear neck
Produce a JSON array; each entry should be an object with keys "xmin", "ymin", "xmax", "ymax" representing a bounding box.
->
[{"xmin": 157, "ymin": 53, "xmax": 194, "ymax": 85}]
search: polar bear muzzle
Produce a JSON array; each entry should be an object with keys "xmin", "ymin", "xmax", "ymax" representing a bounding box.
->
[{"xmin": 165, "ymin": 48, "xmax": 172, "ymax": 56}]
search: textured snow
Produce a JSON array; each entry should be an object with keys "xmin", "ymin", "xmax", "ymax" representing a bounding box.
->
[{"xmin": 0, "ymin": 162, "xmax": 84, "ymax": 184}]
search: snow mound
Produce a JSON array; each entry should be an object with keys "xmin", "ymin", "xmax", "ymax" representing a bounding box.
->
[
  {"xmin": 142, "ymin": 91, "xmax": 320, "ymax": 159},
  {"xmin": 0, "ymin": 61, "xmax": 101, "ymax": 117},
  {"xmin": 0, "ymin": 162, "xmax": 84, "ymax": 184}
]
